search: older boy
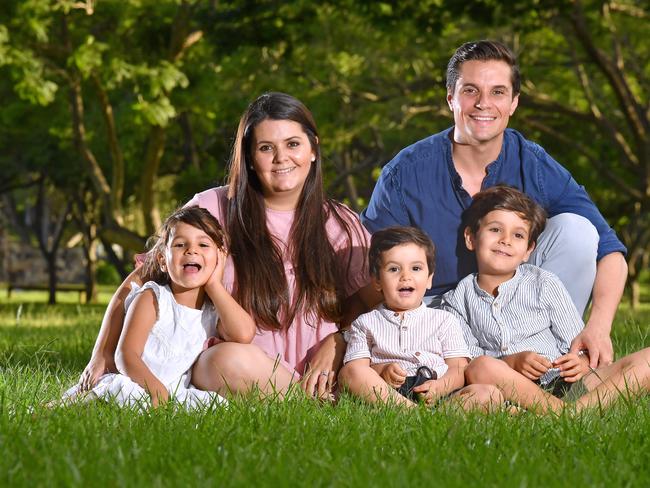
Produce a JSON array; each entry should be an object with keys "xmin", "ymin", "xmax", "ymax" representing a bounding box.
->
[
  {"xmin": 444, "ymin": 186, "xmax": 650, "ymax": 413},
  {"xmin": 339, "ymin": 226, "xmax": 499, "ymax": 409}
]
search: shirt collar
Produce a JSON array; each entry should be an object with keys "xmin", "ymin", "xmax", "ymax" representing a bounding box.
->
[
  {"xmin": 444, "ymin": 126, "xmax": 509, "ymax": 191},
  {"xmin": 377, "ymin": 302, "xmax": 428, "ymax": 324},
  {"xmin": 471, "ymin": 264, "xmax": 525, "ymax": 300}
]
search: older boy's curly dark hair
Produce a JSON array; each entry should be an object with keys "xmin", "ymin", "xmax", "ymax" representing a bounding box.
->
[
  {"xmin": 463, "ymin": 185, "xmax": 547, "ymax": 246},
  {"xmin": 369, "ymin": 226, "xmax": 436, "ymax": 278}
]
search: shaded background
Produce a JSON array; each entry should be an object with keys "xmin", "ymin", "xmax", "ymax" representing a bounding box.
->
[{"xmin": 0, "ymin": 0, "xmax": 647, "ymax": 305}]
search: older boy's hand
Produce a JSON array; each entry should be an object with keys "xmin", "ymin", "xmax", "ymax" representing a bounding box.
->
[
  {"xmin": 412, "ymin": 380, "xmax": 444, "ymax": 406},
  {"xmin": 503, "ymin": 351, "xmax": 552, "ymax": 380},
  {"xmin": 371, "ymin": 362, "xmax": 407, "ymax": 388},
  {"xmin": 554, "ymin": 352, "xmax": 590, "ymax": 383}
]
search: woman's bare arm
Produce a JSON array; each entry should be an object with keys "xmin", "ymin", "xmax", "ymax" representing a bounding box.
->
[{"xmin": 78, "ymin": 268, "xmax": 143, "ymax": 390}]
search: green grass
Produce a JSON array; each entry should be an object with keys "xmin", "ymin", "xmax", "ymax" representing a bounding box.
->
[{"xmin": 1, "ymin": 292, "xmax": 650, "ymax": 487}]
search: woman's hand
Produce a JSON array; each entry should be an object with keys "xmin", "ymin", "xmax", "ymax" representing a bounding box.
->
[
  {"xmin": 302, "ymin": 332, "xmax": 346, "ymax": 399},
  {"xmin": 78, "ymin": 353, "xmax": 116, "ymax": 391}
]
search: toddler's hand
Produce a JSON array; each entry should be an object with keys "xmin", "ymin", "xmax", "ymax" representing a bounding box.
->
[
  {"xmin": 412, "ymin": 380, "xmax": 443, "ymax": 406},
  {"xmin": 206, "ymin": 247, "xmax": 228, "ymax": 289},
  {"xmin": 553, "ymin": 351, "xmax": 590, "ymax": 382},
  {"xmin": 504, "ymin": 351, "xmax": 552, "ymax": 380},
  {"xmin": 373, "ymin": 362, "xmax": 407, "ymax": 388}
]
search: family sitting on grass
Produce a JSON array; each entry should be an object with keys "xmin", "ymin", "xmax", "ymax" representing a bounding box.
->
[{"xmin": 61, "ymin": 40, "xmax": 650, "ymax": 413}]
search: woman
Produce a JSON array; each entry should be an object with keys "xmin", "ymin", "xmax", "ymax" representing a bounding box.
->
[{"xmin": 79, "ymin": 92, "xmax": 379, "ymax": 399}]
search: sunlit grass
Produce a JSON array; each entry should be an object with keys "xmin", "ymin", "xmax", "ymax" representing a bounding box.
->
[{"xmin": 1, "ymin": 287, "xmax": 649, "ymax": 486}]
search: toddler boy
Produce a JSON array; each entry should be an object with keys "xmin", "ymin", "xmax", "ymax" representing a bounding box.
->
[{"xmin": 339, "ymin": 226, "xmax": 476, "ymax": 408}]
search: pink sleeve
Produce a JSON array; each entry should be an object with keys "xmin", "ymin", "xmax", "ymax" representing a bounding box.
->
[{"xmin": 184, "ymin": 186, "xmax": 228, "ymax": 224}]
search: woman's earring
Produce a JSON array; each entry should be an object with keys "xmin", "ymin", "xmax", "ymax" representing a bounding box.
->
[{"xmin": 311, "ymin": 155, "xmax": 316, "ymax": 162}]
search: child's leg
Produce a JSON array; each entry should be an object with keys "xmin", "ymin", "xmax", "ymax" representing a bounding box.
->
[
  {"xmin": 191, "ymin": 342, "xmax": 297, "ymax": 398},
  {"xmin": 465, "ymin": 356, "xmax": 564, "ymax": 413},
  {"xmin": 574, "ymin": 347, "xmax": 650, "ymax": 411},
  {"xmin": 338, "ymin": 361, "xmax": 416, "ymax": 407},
  {"xmin": 451, "ymin": 384, "xmax": 505, "ymax": 412}
]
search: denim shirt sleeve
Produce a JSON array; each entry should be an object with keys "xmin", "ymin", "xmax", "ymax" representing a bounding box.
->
[
  {"xmin": 360, "ymin": 162, "xmax": 410, "ymax": 232},
  {"xmin": 526, "ymin": 141, "xmax": 627, "ymax": 260}
]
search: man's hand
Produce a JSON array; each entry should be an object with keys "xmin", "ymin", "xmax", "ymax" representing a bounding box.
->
[
  {"xmin": 553, "ymin": 352, "xmax": 590, "ymax": 383},
  {"xmin": 502, "ymin": 351, "xmax": 552, "ymax": 380},
  {"xmin": 371, "ymin": 362, "xmax": 407, "ymax": 388},
  {"xmin": 569, "ymin": 324, "xmax": 613, "ymax": 369}
]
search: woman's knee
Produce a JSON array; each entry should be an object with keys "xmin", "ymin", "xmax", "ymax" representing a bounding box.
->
[{"xmin": 193, "ymin": 343, "xmax": 265, "ymax": 389}]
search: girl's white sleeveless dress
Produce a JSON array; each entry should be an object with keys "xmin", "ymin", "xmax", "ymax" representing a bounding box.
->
[{"xmin": 64, "ymin": 281, "xmax": 226, "ymax": 409}]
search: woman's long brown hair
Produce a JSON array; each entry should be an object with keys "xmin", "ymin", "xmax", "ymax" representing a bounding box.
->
[{"xmin": 226, "ymin": 92, "xmax": 367, "ymax": 330}]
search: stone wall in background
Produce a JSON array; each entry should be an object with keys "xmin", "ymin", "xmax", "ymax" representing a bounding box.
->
[{"xmin": 1, "ymin": 235, "xmax": 86, "ymax": 286}]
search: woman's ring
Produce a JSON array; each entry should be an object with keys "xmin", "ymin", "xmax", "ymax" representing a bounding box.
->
[{"xmin": 320, "ymin": 371, "xmax": 329, "ymax": 377}]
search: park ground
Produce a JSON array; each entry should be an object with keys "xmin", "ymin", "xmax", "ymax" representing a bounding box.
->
[{"xmin": 1, "ymin": 287, "xmax": 649, "ymax": 487}]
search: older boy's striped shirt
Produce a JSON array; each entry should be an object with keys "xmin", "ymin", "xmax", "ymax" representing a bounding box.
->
[
  {"xmin": 442, "ymin": 263, "xmax": 584, "ymax": 385},
  {"xmin": 343, "ymin": 303, "xmax": 470, "ymax": 378}
]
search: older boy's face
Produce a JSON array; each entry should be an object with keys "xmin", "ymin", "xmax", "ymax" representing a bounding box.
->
[
  {"xmin": 374, "ymin": 243, "xmax": 433, "ymax": 313},
  {"xmin": 464, "ymin": 210, "xmax": 534, "ymax": 279}
]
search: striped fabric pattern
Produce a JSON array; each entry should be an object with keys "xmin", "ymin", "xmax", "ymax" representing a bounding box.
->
[
  {"xmin": 344, "ymin": 303, "xmax": 470, "ymax": 378},
  {"xmin": 443, "ymin": 263, "xmax": 584, "ymax": 385}
]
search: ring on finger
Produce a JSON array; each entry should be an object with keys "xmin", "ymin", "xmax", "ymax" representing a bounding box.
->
[{"xmin": 320, "ymin": 370, "xmax": 330, "ymax": 377}]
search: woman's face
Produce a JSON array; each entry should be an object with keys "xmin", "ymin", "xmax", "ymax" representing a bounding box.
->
[{"xmin": 251, "ymin": 119, "xmax": 315, "ymax": 210}]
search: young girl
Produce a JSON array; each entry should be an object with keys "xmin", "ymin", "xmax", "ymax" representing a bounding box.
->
[{"xmin": 62, "ymin": 206, "xmax": 256, "ymax": 409}]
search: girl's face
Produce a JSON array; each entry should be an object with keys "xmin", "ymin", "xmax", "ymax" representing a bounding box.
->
[
  {"xmin": 161, "ymin": 222, "xmax": 218, "ymax": 293},
  {"xmin": 251, "ymin": 119, "xmax": 316, "ymax": 210}
]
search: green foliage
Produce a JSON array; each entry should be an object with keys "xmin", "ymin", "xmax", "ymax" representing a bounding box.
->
[{"xmin": 0, "ymin": 0, "xmax": 648, "ymax": 283}]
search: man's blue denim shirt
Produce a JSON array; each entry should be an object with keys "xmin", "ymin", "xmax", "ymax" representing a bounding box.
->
[{"xmin": 361, "ymin": 127, "xmax": 626, "ymax": 296}]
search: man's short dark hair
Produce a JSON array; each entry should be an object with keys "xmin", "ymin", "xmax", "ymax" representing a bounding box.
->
[
  {"xmin": 463, "ymin": 185, "xmax": 547, "ymax": 246},
  {"xmin": 446, "ymin": 40, "xmax": 520, "ymax": 95},
  {"xmin": 369, "ymin": 226, "xmax": 436, "ymax": 278}
]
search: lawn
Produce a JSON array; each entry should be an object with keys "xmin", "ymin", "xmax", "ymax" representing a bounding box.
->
[{"xmin": 1, "ymin": 289, "xmax": 650, "ymax": 487}]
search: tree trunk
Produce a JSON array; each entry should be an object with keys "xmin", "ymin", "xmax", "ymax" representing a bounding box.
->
[
  {"xmin": 84, "ymin": 240, "xmax": 98, "ymax": 303},
  {"xmin": 46, "ymin": 252, "xmax": 57, "ymax": 305},
  {"xmin": 630, "ymin": 279, "xmax": 640, "ymax": 311}
]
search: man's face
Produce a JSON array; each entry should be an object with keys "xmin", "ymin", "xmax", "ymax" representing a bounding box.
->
[{"xmin": 447, "ymin": 60, "xmax": 519, "ymax": 147}]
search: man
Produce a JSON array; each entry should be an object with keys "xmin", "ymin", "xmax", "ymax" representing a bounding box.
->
[{"xmin": 361, "ymin": 40, "xmax": 628, "ymax": 368}]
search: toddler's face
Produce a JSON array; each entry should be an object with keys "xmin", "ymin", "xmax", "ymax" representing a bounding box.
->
[
  {"xmin": 161, "ymin": 222, "xmax": 218, "ymax": 292},
  {"xmin": 374, "ymin": 243, "xmax": 433, "ymax": 313},
  {"xmin": 464, "ymin": 209, "xmax": 534, "ymax": 278}
]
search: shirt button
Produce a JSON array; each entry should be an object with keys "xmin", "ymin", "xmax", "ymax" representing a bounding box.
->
[
  {"xmin": 394, "ymin": 312, "xmax": 399, "ymax": 317},
  {"xmin": 402, "ymin": 327, "xmax": 407, "ymax": 331},
  {"xmin": 501, "ymin": 346, "xmax": 508, "ymax": 352},
  {"xmin": 415, "ymin": 351, "xmax": 421, "ymax": 356}
]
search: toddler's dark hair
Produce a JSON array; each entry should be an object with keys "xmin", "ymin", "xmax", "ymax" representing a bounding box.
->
[{"xmin": 369, "ymin": 226, "xmax": 436, "ymax": 278}]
